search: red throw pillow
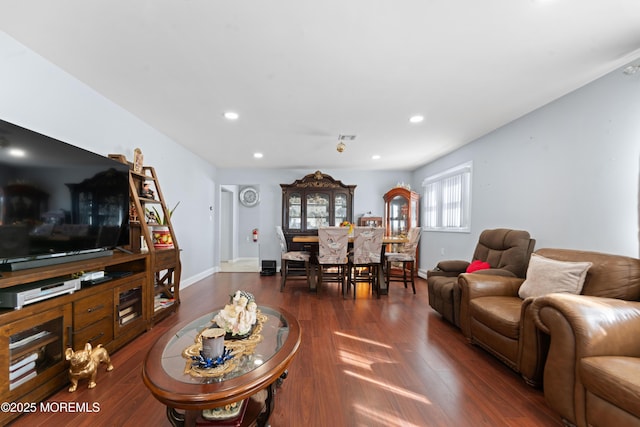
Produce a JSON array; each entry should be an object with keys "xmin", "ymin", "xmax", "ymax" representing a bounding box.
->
[{"xmin": 466, "ymin": 260, "xmax": 491, "ymax": 273}]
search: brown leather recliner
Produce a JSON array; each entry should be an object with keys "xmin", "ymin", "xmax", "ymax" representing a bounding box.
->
[
  {"xmin": 459, "ymin": 248, "xmax": 640, "ymax": 392},
  {"xmin": 427, "ymin": 228, "xmax": 535, "ymax": 327},
  {"xmin": 533, "ymin": 294, "xmax": 640, "ymax": 427}
]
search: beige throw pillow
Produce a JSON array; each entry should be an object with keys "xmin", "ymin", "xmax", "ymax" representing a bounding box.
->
[{"xmin": 518, "ymin": 253, "xmax": 592, "ymax": 299}]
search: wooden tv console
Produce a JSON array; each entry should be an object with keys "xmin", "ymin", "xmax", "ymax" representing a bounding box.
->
[{"xmin": 0, "ymin": 251, "xmax": 167, "ymax": 425}]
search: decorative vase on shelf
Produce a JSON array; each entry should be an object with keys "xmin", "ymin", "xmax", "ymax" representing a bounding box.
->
[{"xmin": 149, "ymin": 225, "xmax": 173, "ymax": 249}]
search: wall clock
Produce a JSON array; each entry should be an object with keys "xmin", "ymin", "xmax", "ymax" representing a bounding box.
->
[{"xmin": 239, "ymin": 187, "xmax": 260, "ymax": 207}]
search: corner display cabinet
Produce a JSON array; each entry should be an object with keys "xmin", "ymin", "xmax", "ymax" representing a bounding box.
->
[
  {"xmin": 109, "ymin": 155, "xmax": 181, "ymax": 325},
  {"xmin": 384, "ymin": 186, "xmax": 419, "ymax": 237},
  {"xmin": 281, "ymin": 171, "xmax": 356, "ymax": 250}
]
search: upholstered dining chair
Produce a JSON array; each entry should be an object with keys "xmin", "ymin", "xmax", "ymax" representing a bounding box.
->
[
  {"xmin": 317, "ymin": 227, "xmax": 350, "ymax": 296},
  {"xmin": 348, "ymin": 227, "xmax": 385, "ymax": 299},
  {"xmin": 385, "ymin": 227, "xmax": 422, "ymax": 294},
  {"xmin": 276, "ymin": 226, "xmax": 311, "ymax": 292}
]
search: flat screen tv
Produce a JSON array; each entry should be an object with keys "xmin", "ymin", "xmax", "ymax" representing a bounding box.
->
[{"xmin": 0, "ymin": 118, "xmax": 130, "ymax": 271}]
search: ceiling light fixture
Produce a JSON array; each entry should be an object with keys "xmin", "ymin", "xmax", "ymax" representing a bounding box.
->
[
  {"xmin": 337, "ymin": 134, "xmax": 356, "ymax": 153},
  {"xmin": 8, "ymin": 148, "xmax": 25, "ymax": 157},
  {"xmin": 223, "ymin": 111, "xmax": 239, "ymax": 120},
  {"xmin": 372, "ymin": 155, "xmax": 381, "ymax": 160},
  {"xmin": 623, "ymin": 65, "xmax": 640, "ymax": 75},
  {"xmin": 409, "ymin": 115, "xmax": 424, "ymax": 123},
  {"xmin": 253, "ymin": 152, "xmax": 263, "ymax": 158}
]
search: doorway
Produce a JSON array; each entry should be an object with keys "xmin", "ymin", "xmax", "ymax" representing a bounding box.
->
[{"xmin": 219, "ymin": 185, "xmax": 260, "ymax": 272}]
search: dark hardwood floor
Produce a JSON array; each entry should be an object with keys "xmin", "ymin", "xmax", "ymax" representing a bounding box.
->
[{"xmin": 9, "ymin": 273, "xmax": 562, "ymax": 427}]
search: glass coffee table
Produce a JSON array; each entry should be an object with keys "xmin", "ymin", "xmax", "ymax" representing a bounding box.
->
[{"xmin": 142, "ymin": 306, "xmax": 301, "ymax": 427}]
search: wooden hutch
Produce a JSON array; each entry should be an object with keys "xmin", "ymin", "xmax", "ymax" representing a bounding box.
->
[{"xmin": 281, "ymin": 171, "xmax": 356, "ymax": 251}]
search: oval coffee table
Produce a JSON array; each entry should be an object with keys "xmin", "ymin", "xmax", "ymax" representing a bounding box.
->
[{"xmin": 142, "ymin": 305, "xmax": 301, "ymax": 427}]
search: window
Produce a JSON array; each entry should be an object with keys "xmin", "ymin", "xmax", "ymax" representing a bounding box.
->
[{"xmin": 422, "ymin": 161, "xmax": 472, "ymax": 232}]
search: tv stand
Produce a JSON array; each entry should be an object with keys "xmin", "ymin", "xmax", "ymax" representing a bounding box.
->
[
  {"xmin": 0, "ymin": 250, "xmax": 114, "ymax": 272},
  {"xmin": 0, "ymin": 251, "xmax": 150, "ymax": 425}
]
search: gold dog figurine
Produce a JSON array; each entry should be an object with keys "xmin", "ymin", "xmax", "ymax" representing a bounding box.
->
[{"xmin": 65, "ymin": 343, "xmax": 114, "ymax": 392}]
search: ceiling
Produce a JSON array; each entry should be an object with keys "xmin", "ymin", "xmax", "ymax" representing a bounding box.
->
[{"xmin": 2, "ymin": 1, "xmax": 640, "ymax": 171}]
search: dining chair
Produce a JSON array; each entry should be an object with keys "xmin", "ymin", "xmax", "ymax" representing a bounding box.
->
[
  {"xmin": 385, "ymin": 227, "xmax": 422, "ymax": 294},
  {"xmin": 276, "ymin": 226, "xmax": 311, "ymax": 292},
  {"xmin": 317, "ymin": 227, "xmax": 350, "ymax": 296},
  {"xmin": 348, "ymin": 227, "xmax": 385, "ymax": 299}
]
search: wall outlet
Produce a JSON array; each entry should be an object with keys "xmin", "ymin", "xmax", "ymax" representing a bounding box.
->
[{"xmin": 440, "ymin": 248, "xmax": 445, "ymax": 255}]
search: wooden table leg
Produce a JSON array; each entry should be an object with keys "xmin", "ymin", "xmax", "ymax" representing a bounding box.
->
[{"xmin": 308, "ymin": 262, "xmax": 317, "ymax": 292}]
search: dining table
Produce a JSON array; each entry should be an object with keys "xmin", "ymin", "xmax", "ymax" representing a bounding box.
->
[{"xmin": 291, "ymin": 234, "xmax": 408, "ymax": 295}]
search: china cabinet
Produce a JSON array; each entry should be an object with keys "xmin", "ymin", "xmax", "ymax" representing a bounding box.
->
[
  {"xmin": 383, "ymin": 186, "xmax": 419, "ymax": 237},
  {"xmin": 281, "ymin": 171, "xmax": 355, "ymax": 250},
  {"xmin": 384, "ymin": 186, "xmax": 420, "ymax": 278}
]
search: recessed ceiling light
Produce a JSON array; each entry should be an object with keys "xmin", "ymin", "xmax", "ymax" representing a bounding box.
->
[
  {"xmin": 223, "ymin": 111, "xmax": 239, "ymax": 120},
  {"xmin": 372, "ymin": 155, "xmax": 381, "ymax": 160},
  {"xmin": 409, "ymin": 115, "xmax": 424, "ymax": 123},
  {"xmin": 253, "ymin": 152, "xmax": 263, "ymax": 159},
  {"xmin": 8, "ymin": 148, "xmax": 25, "ymax": 157}
]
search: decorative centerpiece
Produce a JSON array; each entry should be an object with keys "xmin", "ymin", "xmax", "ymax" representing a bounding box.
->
[
  {"xmin": 340, "ymin": 220, "xmax": 354, "ymax": 235},
  {"xmin": 182, "ymin": 291, "xmax": 267, "ymax": 378},
  {"xmin": 212, "ymin": 290, "xmax": 258, "ymax": 339}
]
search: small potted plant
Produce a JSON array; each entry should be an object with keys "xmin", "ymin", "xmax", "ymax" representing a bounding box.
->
[{"xmin": 146, "ymin": 202, "xmax": 179, "ymax": 248}]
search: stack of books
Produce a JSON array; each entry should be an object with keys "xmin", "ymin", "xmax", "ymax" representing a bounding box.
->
[
  {"xmin": 9, "ymin": 329, "xmax": 52, "ymax": 391},
  {"xmin": 154, "ymin": 295, "xmax": 175, "ymax": 312},
  {"xmin": 119, "ymin": 305, "xmax": 138, "ymax": 325}
]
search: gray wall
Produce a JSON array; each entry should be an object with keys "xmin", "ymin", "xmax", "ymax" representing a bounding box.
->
[{"xmin": 412, "ymin": 61, "xmax": 640, "ymax": 275}]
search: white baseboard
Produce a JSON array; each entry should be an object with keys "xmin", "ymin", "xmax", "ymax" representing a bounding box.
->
[{"xmin": 181, "ymin": 267, "xmax": 216, "ymax": 290}]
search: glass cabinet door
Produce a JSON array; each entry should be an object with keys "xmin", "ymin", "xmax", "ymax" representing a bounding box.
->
[
  {"xmin": 389, "ymin": 195, "xmax": 409, "ymax": 236},
  {"xmin": 334, "ymin": 193, "xmax": 348, "ymax": 226},
  {"xmin": 384, "ymin": 187, "xmax": 419, "ymax": 238},
  {"xmin": 5, "ymin": 304, "xmax": 71, "ymax": 393},
  {"xmin": 281, "ymin": 171, "xmax": 355, "ymax": 235},
  {"xmin": 410, "ymin": 198, "xmax": 418, "ymax": 229},
  {"xmin": 306, "ymin": 192, "xmax": 330, "ymax": 230},
  {"xmin": 287, "ymin": 193, "xmax": 302, "ymax": 230}
]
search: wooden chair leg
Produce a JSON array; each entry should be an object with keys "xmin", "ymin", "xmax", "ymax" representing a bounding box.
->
[
  {"xmin": 351, "ymin": 264, "xmax": 356, "ymax": 300},
  {"xmin": 386, "ymin": 260, "xmax": 391, "ymax": 289},
  {"xmin": 410, "ymin": 261, "xmax": 416, "ymax": 294},
  {"xmin": 403, "ymin": 261, "xmax": 408, "ymax": 288},
  {"xmin": 341, "ymin": 266, "xmax": 347, "ymax": 298},
  {"xmin": 305, "ymin": 261, "xmax": 311, "ymax": 290},
  {"xmin": 280, "ymin": 260, "xmax": 286, "ymax": 292}
]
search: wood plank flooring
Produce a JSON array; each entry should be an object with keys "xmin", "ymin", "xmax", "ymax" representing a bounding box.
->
[{"xmin": 9, "ymin": 273, "xmax": 562, "ymax": 427}]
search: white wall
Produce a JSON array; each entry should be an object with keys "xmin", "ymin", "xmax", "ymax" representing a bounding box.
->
[
  {"xmin": 0, "ymin": 33, "xmax": 218, "ymax": 287},
  {"xmin": 412, "ymin": 60, "xmax": 640, "ymax": 274}
]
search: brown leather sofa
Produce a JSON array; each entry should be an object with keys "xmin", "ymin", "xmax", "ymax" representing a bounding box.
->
[
  {"xmin": 533, "ymin": 294, "xmax": 640, "ymax": 427},
  {"xmin": 427, "ymin": 228, "xmax": 534, "ymax": 327},
  {"xmin": 458, "ymin": 248, "xmax": 640, "ymax": 390}
]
